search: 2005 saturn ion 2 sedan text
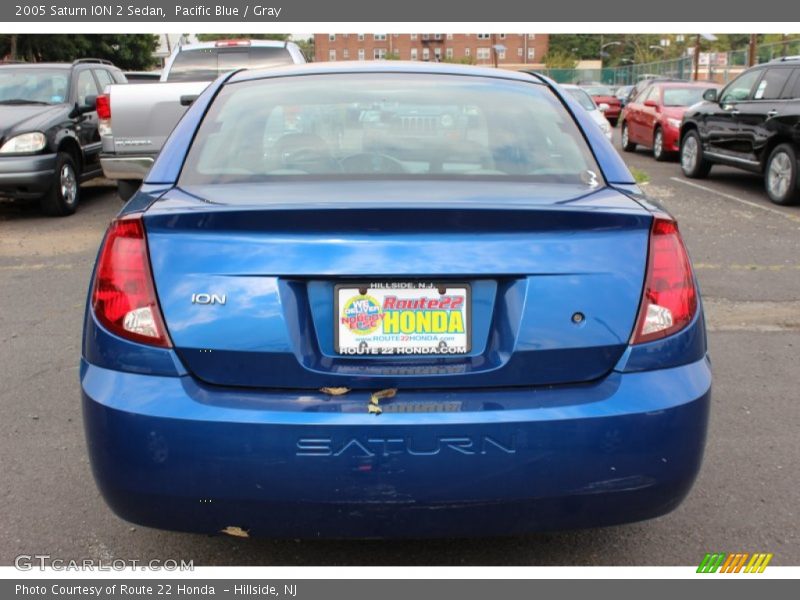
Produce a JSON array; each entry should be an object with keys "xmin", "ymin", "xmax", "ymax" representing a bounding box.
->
[{"xmin": 81, "ymin": 63, "xmax": 711, "ymax": 538}]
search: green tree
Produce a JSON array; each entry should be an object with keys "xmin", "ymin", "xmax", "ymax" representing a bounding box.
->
[
  {"xmin": 0, "ymin": 34, "xmax": 159, "ymax": 70},
  {"xmin": 196, "ymin": 34, "xmax": 289, "ymax": 42},
  {"xmin": 543, "ymin": 50, "xmax": 578, "ymax": 69},
  {"xmin": 294, "ymin": 38, "xmax": 314, "ymax": 62}
]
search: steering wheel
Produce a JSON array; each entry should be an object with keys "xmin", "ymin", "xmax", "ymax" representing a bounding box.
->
[{"xmin": 340, "ymin": 152, "xmax": 407, "ymax": 174}]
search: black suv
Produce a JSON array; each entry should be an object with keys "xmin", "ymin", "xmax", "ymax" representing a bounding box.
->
[
  {"xmin": 680, "ymin": 57, "xmax": 800, "ymax": 205},
  {"xmin": 0, "ymin": 59, "xmax": 126, "ymax": 215}
]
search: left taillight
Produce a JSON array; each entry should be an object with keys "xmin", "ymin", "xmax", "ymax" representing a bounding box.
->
[
  {"xmin": 631, "ymin": 217, "xmax": 698, "ymax": 345},
  {"xmin": 96, "ymin": 93, "xmax": 111, "ymax": 136},
  {"xmin": 91, "ymin": 215, "xmax": 171, "ymax": 348}
]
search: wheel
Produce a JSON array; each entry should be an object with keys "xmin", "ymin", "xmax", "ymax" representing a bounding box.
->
[
  {"xmin": 40, "ymin": 152, "xmax": 79, "ymax": 216},
  {"xmin": 680, "ymin": 129, "xmax": 712, "ymax": 178},
  {"xmin": 764, "ymin": 144, "xmax": 800, "ymax": 206},
  {"xmin": 621, "ymin": 122, "xmax": 636, "ymax": 152},
  {"xmin": 117, "ymin": 179, "xmax": 140, "ymax": 202},
  {"xmin": 653, "ymin": 127, "xmax": 668, "ymax": 162}
]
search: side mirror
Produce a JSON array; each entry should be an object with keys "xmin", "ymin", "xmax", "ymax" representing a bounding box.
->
[
  {"xmin": 180, "ymin": 94, "xmax": 199, "ymax": 107},
  {"xmin": 80, "ymin": 95, "xmax": 97, "ymax": 113},
  {"xmin": 703, "ymin": 88, "xmax": 718, "ymax": 102},
  {"xmin": 598, "ymin": 102, "xmax": 610, "ymax": 113}
]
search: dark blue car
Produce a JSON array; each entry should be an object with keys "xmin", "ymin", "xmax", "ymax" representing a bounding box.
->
[{"xmin": 81, "ymin": 63, "xmax": 710, "ymax": 538}]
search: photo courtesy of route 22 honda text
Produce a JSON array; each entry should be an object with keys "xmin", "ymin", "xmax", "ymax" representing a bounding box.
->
[{"xmin": 81, "ymin": 61, "xmax": 711, "ymax": 539}]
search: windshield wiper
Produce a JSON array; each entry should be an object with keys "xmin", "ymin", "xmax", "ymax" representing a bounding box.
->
[{"xmin": 0, "ymin": 99, "xmax": 51, "ymax": 105}]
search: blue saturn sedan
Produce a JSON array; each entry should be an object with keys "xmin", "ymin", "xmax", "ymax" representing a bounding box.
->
[{"xmin": 81, "ymin": 62, "xmax": 710, "ymax": 538}]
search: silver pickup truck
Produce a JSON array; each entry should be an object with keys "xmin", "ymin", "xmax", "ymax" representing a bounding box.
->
[{"xmin": 99, "ymin": 39, "xmax": 306, "ymax": 200}]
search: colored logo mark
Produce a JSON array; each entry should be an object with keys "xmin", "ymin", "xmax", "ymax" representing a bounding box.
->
[{"xmin": 697, "ymin": 552, "xmax": 773, "ymax": 573}]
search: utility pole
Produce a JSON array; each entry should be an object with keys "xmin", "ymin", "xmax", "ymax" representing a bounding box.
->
[
  {"xmin": 693, "ymin": 34, "xmax": 701, "ymax": 81},
  {"xmin": 491, "ymin": 33, "xmax": 498, "ymax": 68},
  {"xmin": 748, "ymin": 34, "xmax": 757, "ymax": 67}
]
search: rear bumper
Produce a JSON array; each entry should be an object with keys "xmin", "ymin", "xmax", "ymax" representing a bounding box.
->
[
  {"xmin": 81, "ymin": 357, "xmax": 711, "ymax": 538},
  {"xmin": 100, "ymin": 154, "xmax": 154, "ymax": 181},
  {"xmin": 0, "ymin": 153, "xmax": 56, "ymax": 198}
]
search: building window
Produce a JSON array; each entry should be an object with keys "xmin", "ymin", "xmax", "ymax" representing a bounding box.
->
[
  {"xmin": 328, "ymin": 49, "xmax": 336, "ymax": 61},
  {"xmin": 434, "ymin": 47, "xmax": 442, "ymax": 61},
  {"xmin": 446, "ymin": 47, "xmax": 453, "ymax": 60},
  {"xmin": 446, "ymin": 34, "xmax": 453, "ymax": 40},
  {"xmin": 410, "ymin": 33, "xmax": 417, "ymax": 40},
  {"xmin": 357, "ymin": 34, "xmax": 364, "ymax": 41},
  {"xmin": 527, "ymin": 34, "xmax": 536, "ymax": 39},
  {"xmin": 358, "ymin": 48, "xmax": 365, "ymax": 61},
  {"xmin": 477, "ymin": 34, "xmax": 491, "ymax": 40},
  {"xmin": 499, "ymin": 33, "xmax": 506, "ymax": 39},
  {"xmin": 434, "ymin": 34, "xmax": 443, "ymax": 40},
  {"xmin": 374, "ymin": 34, "xmax": 387, "ymax": 41},
  {"xmin": 374, "ymin": 48, "xmax": 386, "ymax": 59},
  {"xmin": 343, "ymin": 48, "xmax": 349, "ymax": 59},
  {"xmin": 517, "ymin": 47, "xmax": 523, "ymax": 57},
  {"xmin": 421, "ymin": 34, "xmax": 430, "ymax": 40},
  {"xmin": 527, "ymin": 48, "xmax": 535, "ymax": 60},
  {"xmin": 465, "ymin": 47, "xmax": 471, "ymax": 57},
  {"xmin": 422, "ymin": 48, "xmax": 430, "ymax": 61},
  {"xmin": 477, "ymin": 47, "xmax": 491, "ymax": 60},
  {"xmin": 328, "ymin": 34, "xmax": 335, "ymax": 41},
  {"xmin": 498, "ymin": 49, "xmax": 506, "ymax": 60},
  {"xmin": 410, "ymin": 48, "xmax": 418, "ymax": 60}
]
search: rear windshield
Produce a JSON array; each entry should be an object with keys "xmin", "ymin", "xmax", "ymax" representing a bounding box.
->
[
  {"xmin": 583, "ymin": 85, "xmax": 613, "ymax": 96},
  {"xmin": 179, "ymin": 73, "xmax": 602, "ymax": 185},
  {"xmin": 663, "ymin": 87, "xmax": 707, "ymax": 107},
  {"xmin": 565, "ymin": 88, "xmax": 596, "ymax": 111},
  {"xmin": 165, "ymin": 46, "xmax": 293, "ymax": 82}
]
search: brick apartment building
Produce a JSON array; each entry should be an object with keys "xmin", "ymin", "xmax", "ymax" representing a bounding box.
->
[{"xmin": 314, "ymin": 34, "xmax": 549, "ymax": 69}]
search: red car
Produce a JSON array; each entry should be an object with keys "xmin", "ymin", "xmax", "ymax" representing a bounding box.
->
[
  {"xmin": 620, "ymin": 81, "xmax": 721, "ymax": 161},
  {"xmin": 581, "ymin": 84, "xmax": 622, "ymax": 126}
]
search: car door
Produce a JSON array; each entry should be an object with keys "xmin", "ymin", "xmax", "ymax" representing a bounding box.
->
[
  {"xmin": 704, "ymin": 68, "xmax": 764, "ymax": 158},
  {"xmin": 638, "ymin": 85, "xmax": 662, "ymax": 146},
  {"xmin": 624, "ymin": 87, "xmax": 649, "ymax": 143},
  {"xmin": 71, "ymin": 68, "xmax": 102, "ymax": 176},
  {"xmin": 733, "ymin": 66, "xmax": 794, "ymax": 165}
]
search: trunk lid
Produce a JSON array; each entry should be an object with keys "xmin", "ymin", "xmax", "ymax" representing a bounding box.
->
[{"xmin": 144, "ymin": 181, "xmax": 650, "ymax": 389}]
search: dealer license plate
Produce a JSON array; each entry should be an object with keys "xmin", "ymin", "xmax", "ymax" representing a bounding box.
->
[{"xmin": 335, "ymin": 282, "xmax": 470, "ymax": 356}]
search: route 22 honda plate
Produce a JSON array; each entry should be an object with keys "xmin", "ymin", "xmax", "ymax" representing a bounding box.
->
[{"xmin": 335, "ymin": 282, "xmax": 471, "ymax": 356}]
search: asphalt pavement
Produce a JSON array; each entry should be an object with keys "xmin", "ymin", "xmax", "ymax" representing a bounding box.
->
[{"xmin": 1, "ymin": 137, "xmax": 798, "ymax": 566}]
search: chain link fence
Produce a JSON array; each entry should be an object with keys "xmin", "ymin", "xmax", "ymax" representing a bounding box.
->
[{"xmin": 539, "ymin": 39, "xmax": 800, "ymax": 87}]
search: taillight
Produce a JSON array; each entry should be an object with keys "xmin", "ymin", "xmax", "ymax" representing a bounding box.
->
[
  {"xmin": 96, "ymin": 93, "xmax": 110, "ymax": 120},
  {"xmin": 91, "ymin": 215, "xmax": 171, "ymax": 348},
  {"xmin": 631, "ymin": 217, "xmax": 697, "ymax": 345},
  {"xmin": 96, "ymin": 93, "xmax": 111, "ymax": 136}
]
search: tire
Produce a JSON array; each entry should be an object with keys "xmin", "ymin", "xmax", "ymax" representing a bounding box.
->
[
  {"xmin": 764, "ymin": 144, "xmax": 800, "ymax": 206},
  {"xmin": 680, "ymin": 129, "xmax": 712, "ymax": 178},
  {"xmin": 40, "ymin": 152, "xmax": 79, "ymax": 217},
  {"xmin": 653, "ymin": 127, "xmax": 668, "ymax": 162},
  {"xmin": 621, "ymin": 122, "xmax": 636, "ymax": 152},
  {"xmin": 117, "ymin": 179, "xmax": 140, "ymax": 202}
]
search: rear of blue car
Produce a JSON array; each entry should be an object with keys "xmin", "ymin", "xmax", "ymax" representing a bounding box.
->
[{"xmin": 81, "ymin": 65, "xmax": 710, "ymax": 538}]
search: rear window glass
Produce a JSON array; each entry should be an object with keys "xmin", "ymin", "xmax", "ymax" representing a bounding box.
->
[
  {"xmin": 166, "ymin": 46, "xmax": 293, "ymax": 82},
  {"xmin": 179, "ymin": 73, "xmax": 602, "ymax": 185},
  {"xmin": 565, "ymin": 88, "xmax": 596, "ymax": 110},
  {"xmin": 583, "ymin": 85, "xmax": 613, "ymax": 96},
  {"xmin": 662, "ymin": 87, "xmax": 708, "ymax": 106}
]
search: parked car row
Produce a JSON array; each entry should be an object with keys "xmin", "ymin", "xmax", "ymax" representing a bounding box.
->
[{"xmin": 617, "ymin": 57, "xmax": 800, "ymax": 206}]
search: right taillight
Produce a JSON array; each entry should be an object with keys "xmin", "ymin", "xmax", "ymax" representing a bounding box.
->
[
  {"xmin": 96, "ymin": 93, "xmax": 111, "ymax": 136},
  {"xmin": 91, "ymin": 215, "xmax": 171, "ymax": 348},
  {"xmin": 631, "ymin": 217, "xmax": 697, "ymax": 345}
]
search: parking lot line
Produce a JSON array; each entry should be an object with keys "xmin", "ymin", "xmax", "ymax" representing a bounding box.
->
[{"xmin": 669, "ymin": 177, "xmax": 800, "ymax": 224}]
